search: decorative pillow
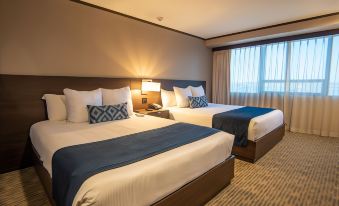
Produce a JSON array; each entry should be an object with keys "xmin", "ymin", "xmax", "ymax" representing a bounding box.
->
[
  {"xmin": 173, "ymin": 86, "xmax": 192, "ymax": 107},
  {"xmin": 87, "ymin": 103, "xmax": 129, "ymax": 124},
  {"xmin": 64, "ymin": 88, "xmax": 102, "ymax": 123},
  {"xmin": 188, "ymin": 96, "xmax": 208, "ymax": 108},
  {"xmin": 189, "ymin": 85, "xmax": 205, "ymax": 97},
  {"xmin": 161, "ymin": 89, "xmax": 177, "ymax": 107},
  {"xmin": 101, "ymin": 87, "xmax": 133, "ymax": 116},
  {"xmin": 42, "ymin": 94, "xmax": 67, "ymax": 121}
]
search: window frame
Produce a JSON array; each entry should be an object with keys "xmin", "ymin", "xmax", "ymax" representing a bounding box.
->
[{"xmin": 230, "ymin": 35, "xmax": 336, "ymax": 96}]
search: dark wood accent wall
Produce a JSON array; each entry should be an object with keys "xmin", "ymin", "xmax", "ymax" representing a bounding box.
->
[{"xmin": 0, "ymin": 75, "xmax": 206, "ymax": 173}]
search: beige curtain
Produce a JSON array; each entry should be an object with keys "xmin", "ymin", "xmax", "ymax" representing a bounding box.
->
[
  {"xmin": 212, "ymin": 50, "xmax": 339, "ymax": 138},
  {"xmin": 288, "ymin": 95, "xmax": 339, "ymax": 137},
  {"xmin": 212, "ymin": 50, "xmax": 230, "ymax": 104}
]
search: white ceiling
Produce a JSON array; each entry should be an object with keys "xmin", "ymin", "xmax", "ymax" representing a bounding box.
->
[{"xmin": 81, "ymin": 0, "xmax": 339, "ymax": 39}]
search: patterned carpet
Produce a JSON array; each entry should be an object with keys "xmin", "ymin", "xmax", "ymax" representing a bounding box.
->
[{"xmin": 0, "ymin": 132, "xmax": 338, "ymax": 206}]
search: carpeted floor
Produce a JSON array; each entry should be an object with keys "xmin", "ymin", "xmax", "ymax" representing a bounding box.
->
[{"xmin": 0, "ymin": 132, "xmax": 338, "ymax": 206}]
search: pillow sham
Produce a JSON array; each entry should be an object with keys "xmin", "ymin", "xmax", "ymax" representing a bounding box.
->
[
  {"xmin": 64, "ymin": 88, "xmax": 102, "ymax": 123},
  {"xmin": 161, "ymin": 89, "xmax": 177, "ymax": 107},
  {"xmin": 87, "ymin": 103, "xmax": 129, "ymax": 124},
  {"xmin": 173, "ymin": 86, "xmax": 192, "ymax": 107},
  {"xmin": 188, "ymin": 95, "xmax": 208, "ymax": 108},
  {"xmin": 101, "ymin": 87, "xmax": 133, "ymax": 116},
  {"xmin": 42, "ymin": 94, "xmax": 67, "ymax": 121},
  {"xmin": 189, "ymin": 85, "xmax": 205, "ymax": 97}
]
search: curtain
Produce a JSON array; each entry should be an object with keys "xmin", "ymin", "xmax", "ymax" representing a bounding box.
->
[
  {"xmin": 212, "ymin": 50, "xmax": 231, "ymax": 104},
  {"xmin": 214, "ymin": 34, "xmax": 339, "ymax": 137}
]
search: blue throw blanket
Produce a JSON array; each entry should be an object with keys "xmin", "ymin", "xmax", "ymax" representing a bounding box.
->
[
  {"xmin": 52, "ymin": 123, "xmax": 219, "ymax": 206},
  {"xmin": 212, "ymin": 106, "xmax": 274, "ymax": 147}
]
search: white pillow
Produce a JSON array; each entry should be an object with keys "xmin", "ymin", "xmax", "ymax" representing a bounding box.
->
[
  {"xmin": 63, "ymin": 88, "xmax": 102, "ymax": 123},
  {"xmin": 161, "ymin": 89, "xmax": 177, "ymax": 107},
  {"xmin": 42, "ymin": 94, "xmax": 67, "ymax": 121},
  {"xmin": 173, "ymin": 86, "xmax": 192, "ymax": 107},
  {"xmin": 189, "ymin": 85, "xmax": 205, "ymax": 97},
  {"xmin": 101, "ymin": 87, "xmax": 133, "ymax": 116}
]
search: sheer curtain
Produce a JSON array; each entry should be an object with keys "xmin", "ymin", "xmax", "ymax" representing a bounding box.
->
[
  {"xmin": 212, "ymin": 50, "xmax": 231, "ymax": 104},
  {"xmin": 215, "ymin": 34, "xmax": 339, "ymax": 137}
]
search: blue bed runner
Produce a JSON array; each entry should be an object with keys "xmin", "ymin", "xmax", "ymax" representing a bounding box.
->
[
  {"xmin": 52, "ymin": 123, "xmax": 219, "ymax": 206},
  {"xmin": 212, "ymin": 106, "xmax": 274, "ymax": 147}
]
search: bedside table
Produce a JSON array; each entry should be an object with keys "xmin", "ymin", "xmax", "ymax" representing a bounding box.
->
[{"xmin": 134, "ymin": 109, "xmax": 170, "ymax": 119}]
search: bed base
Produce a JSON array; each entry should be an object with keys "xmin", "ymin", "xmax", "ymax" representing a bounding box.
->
[
  {"xmin": 232, "ymin": 124, "xmax": 285, "ymax": 163},
  {"xmin": 32, "ymin": 146, "xmax": 234, "ymax": 206}
]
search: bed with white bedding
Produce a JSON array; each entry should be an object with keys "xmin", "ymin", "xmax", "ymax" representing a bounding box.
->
[
  {"xmin": 160, "ymin": 83, "xmax": 285, "ymax": 162},
  {"xmin": 30, "ymin": 115, "xmax": 234, "ymax": 206},
  {"xmin": 165, "ymin": 103, "xmax": 285, "ymax": 162},
  {"xmin": 167, "ymin": 103, "xmax": 284, "ymax": 141}
]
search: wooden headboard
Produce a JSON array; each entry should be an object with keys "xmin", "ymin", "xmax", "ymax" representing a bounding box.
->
[
  {"xmin": 160, "ymin": 79, "xmax": 206, "ymax": 91},
  {"xmin": 0, "ymin": 75, "xmax": 206, "ymax": 173}
]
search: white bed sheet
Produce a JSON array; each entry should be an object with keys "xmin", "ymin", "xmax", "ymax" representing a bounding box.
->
[
  {"xmin": 167, "ymin": 103, "xmax": 284, "ymax": 141},
  {"xmin": 30, "ymin": 115, "xmax": 234, "ymax": 206}
]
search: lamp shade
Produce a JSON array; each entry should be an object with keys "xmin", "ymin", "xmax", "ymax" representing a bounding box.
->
[{"xmin": 141, "ymin": 80, "xmax": 161, "ymax": 92}]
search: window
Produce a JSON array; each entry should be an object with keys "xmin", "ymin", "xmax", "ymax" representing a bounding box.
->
[
  {"xmin": 263, "ymin": 42, "xmax": 287, "ymax": 92},
  {"xmin": 230, "ymin": 34, "xmax": 339, "ymax": 96},
  {"xmin": 230, "ymin": 46, "xmax": 260, "ymax": 93},
  {"xmin": 289, "ymin": 37, "xmax": 329, "ymax": 94},
  {"xmin": 329, "ymin": 35, "xmax": 339, "ymax": 96}
]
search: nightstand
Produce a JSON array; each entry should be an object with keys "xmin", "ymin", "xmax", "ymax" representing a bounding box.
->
[{"xmin": 134, "ymin": 109, "xmax": 170, "ymax": 119}]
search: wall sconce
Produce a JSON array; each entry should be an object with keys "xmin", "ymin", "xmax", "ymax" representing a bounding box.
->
[
  {"xmin": 141, "ymin": 79, "xmax": 161, "ymax": 93},
  {"xmin": 141, "ymin": 79, "xmax": 161, "ymax": 105}
]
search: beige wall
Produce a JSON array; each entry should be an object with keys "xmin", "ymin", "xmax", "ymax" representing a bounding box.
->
[{"xmin": 0, "ymin": 0, "xmax": 212, "ymax": 95}]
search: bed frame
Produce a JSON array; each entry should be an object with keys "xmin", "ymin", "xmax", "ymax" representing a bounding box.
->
[
  {"xmin": 160, "ymin": 81, "xmax": 285, "ymax": 163},
  {"xmin": 0, "ymin": 74, "xmax": 232, "ymax": 205},
  {"xmin": 232, "ymin": 124, "xmax": 285, "ymax": 163},
  {"xmin": 33, "ymin": 146, "xmax": 234, "ymax": 206}
]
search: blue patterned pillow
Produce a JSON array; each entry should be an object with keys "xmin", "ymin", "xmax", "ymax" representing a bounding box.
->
[
  {"xmin": 87, "ymin": 103, "xmax": 129, "ymax": 124},
  {"xmin": 188, "ymin": 96, "xmax": 208, "ymax": 108}
]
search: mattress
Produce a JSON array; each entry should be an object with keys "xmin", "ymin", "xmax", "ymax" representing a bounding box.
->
[
  {"xmin": 30, "ymin": 115, "xmax": 234, "ymax": 206},
  {"xmin": 167, "ymin": 103, "xmax": 284, "ymax": 141}
]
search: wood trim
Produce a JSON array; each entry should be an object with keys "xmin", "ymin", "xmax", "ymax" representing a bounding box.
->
[
  {"xmin": 32, "ymin": 143, "xmax": 234, "ymax": 206},
  {"xmin": 70, "ymin": 0, "xmax": 204, "ymax": 40},
  {"xmin": 207, "ymin": 12, "xmax": 339, "ymax": 40},
  {"xmin": 232, "ymin": 124, "xmax": 285, "ymax": 163},
  {"xmin": 212, "ymin": 29, "xmax": 339, "ymax": 51}
]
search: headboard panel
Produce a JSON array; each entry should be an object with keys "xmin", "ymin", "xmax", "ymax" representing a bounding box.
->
[
  {"xmin": 160, "ymin": 79, "xmax": 206, "ymax": 91},
  {"xmin": 0, "ymin": 75, "xmax": 132, "ymax": 173},
  {"xmin": 0, "ymin": 75, "xmax": 206, "ymax": 173}
]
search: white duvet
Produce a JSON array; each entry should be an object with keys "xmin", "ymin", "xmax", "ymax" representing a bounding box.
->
[
  {"xmin": 167, "ymin": 103, "xmax": 284, "ymax": 141},
  {"xmin": 30, "ymin": 115, "xmax": 234, "ymax": 206}
]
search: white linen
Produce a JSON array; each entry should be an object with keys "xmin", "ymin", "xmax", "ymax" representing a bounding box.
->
[
  {"xmin": 173, "ymin": 86, "xmax": 192, "ymax": 107},
  {"xmin": 160, "ymin": 89, "xmax": 177, "ymax": 107},
  {"xmin": 63, "ymin": 88, "xmax": 102, "ymax": 123},
  {"xmin": 166, "ymin": 103, "xmax": 284, "ymax": 141},
  {"xmin": 101, "ymin": 87, "xmax": 134, "ymax": 116},
  {"xmin": 30, "ymin": 115, "xmax": 234, "ymax": 206},
  {"xmin": 189, "ymin": 85, "xmax": 205, "ymax": 97},
  {"xmin": 42, "ymin": 94, "xmax": 67, "ymax": 121}
]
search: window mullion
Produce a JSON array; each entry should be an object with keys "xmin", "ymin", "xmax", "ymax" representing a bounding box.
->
[
  {"xmin": 259, "ymin": 45, "xmax": 266, "ymax": 93},
  {"xmin": 285, "ymin": 42, "xmax": 291, "ymax": 94},
  {"xmin": 323, "ymin": 36, "xmax": 333, "ymax": 96}
]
